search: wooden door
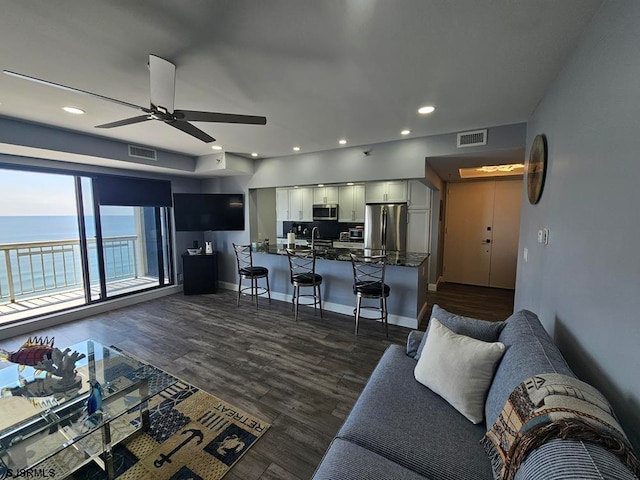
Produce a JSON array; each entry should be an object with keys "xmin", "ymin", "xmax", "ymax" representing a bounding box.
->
[
  {"xmin": 443, "ymin": 182, "xmax": 495, "ymax": 286},
  {"xmin": 489, "ymin": 180, "xmax": 522, "ymax": 288},
  {"xmin": 443, "ymin": 180, "xmax": 522, "ymax": 288}
]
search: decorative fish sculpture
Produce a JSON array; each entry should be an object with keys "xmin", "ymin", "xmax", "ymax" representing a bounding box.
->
[
  {"xmin": 86, "ymin": 379, "xmax": 103, "ymax": 416},
  {"xmin": 0, "ymin": 336, "xmax": 54, "ymax": 372}
]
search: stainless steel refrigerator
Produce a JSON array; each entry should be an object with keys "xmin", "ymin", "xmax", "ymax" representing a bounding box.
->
[{"xmin": 364, "ymin": 203, "xmax": 408, "ymax": 252}]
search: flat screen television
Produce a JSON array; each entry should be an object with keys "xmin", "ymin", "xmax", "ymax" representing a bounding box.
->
[{"xmin": 173, "ymin": 193, "xmax": 245, "ymax": 231}]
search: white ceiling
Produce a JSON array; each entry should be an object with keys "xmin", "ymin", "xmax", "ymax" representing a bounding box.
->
[{"xmin": 0, "ymin": 1, "xmax": 602, "ymax": 160}]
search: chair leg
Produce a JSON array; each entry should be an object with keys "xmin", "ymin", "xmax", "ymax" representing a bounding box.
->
[
  {"xmin": 253, "ymin": 277, "xmax": 259, "ymax": 309},
  {"xmin": 318, "ymin": 283, "xmax": 323, "ymax": 319},
  {"xmin": 236, "ymin": 276, "xmax": 242, "ymax": 307},
  {"xmin": 266, "ymin": 274, "xmax": 271, "ymax": 304},
  {"xmin": 355, "ymin": 296, "xmax": 362, "ymax": 335},
  {"xmin": 383, "ymin": 296, "xmax": 389, "ymax": 338},
  {"xmin": 294, "ymin": 285, "xmax": 300, "ymax": 322},
  {"xmin": 291, "ymin": 284, "xmax": 296, "ymax": 312},
  {"xmin": 313, "ymin": 285, "xmax": 318, "ymax": 315}
]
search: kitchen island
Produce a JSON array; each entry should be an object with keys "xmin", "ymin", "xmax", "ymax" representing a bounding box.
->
[{"xmin": 253, "ymin": 245, "xmax": 429, "ymax": 329}]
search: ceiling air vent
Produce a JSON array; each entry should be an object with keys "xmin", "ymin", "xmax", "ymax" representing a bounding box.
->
[
  {"xmin": 457, "ymin": 129, "xmax": 487, "ymax": 148},
  {"xmin": 128, "ymin": 145, "xmax": 157, "ymax": 160}
]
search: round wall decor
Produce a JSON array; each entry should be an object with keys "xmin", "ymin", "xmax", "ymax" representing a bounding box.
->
[{"xmin": 526, "ymin": 134, "xmax": 548, "ymax": 204}]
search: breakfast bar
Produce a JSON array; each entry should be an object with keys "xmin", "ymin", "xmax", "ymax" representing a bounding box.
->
[{"xmin": 253, "ymin": 245, "xmax": 429, "ymax": 329}]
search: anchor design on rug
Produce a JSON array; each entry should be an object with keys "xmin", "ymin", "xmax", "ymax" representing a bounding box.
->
[{"xmin": 153, "ymin": 428, "xmax": 204, "ymax": 468}]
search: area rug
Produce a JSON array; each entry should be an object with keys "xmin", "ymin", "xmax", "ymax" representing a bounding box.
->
[{"xmin": 42, "ymin": 351, "xmax": 270, "ymax": 480}]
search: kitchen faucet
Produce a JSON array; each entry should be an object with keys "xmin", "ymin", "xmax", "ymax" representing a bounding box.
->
[{"xmin": 311, "ymin": 226, "xmax": 319, "ymax": 250}]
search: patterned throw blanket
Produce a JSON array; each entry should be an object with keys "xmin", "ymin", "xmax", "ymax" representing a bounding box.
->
[{"xmin": 481, "ymin": 373, "xmax": 640, "ymax": 480}]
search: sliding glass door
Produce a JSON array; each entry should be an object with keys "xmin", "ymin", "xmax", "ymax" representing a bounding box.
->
[
  {"xmin": 0, "ymin": 165, "xmax": 173, "ymax": 325},
  {"xmin": 0, "ymin": 170, "xmax": 88, "ymax": 321},
  {"xmin": 100, "ymin": 206, "xmax": 170, "ymax": 297}
]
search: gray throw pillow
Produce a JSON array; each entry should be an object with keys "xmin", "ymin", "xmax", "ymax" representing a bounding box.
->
[{"xmin": 415, "ymin": 304, "xmax": 506, "ymax": 360}]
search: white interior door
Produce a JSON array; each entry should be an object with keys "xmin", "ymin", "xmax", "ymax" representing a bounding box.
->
[
  {"xmin": 489, "ymin": 180, "xmax": 522, "ymax": 288},
  {"xmin": 443, "ymin": 180, "xmax": 522, "ymax": 288},
  {"xmin": 444, "ymin": 182, "xmax": 495, "ymax": 286}
]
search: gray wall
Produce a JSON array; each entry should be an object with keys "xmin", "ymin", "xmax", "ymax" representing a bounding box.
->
[
  {"xmin": 249, "ymin": 123, "xmax": 526, "ymax": 189},
  {"xmin": 515, "ymin": 0, "xmax": 640, "ymax": 449}
]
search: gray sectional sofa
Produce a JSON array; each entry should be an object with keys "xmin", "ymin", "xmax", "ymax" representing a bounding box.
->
[{"xmin": 312, "ymin": 307, "xmax": 638, "ymax": 480}]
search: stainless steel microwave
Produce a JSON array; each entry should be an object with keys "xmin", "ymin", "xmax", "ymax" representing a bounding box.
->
[{"xmin": 312, "ymin": 204, "xmax": 338, "ymax": 221}]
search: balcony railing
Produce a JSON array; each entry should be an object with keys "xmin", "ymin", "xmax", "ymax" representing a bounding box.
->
[{"xmin": 0, "ymin": 236, "xmax": 138, "ymax": 303}]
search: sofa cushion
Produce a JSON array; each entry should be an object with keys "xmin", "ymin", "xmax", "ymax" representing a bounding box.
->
[
  {"xmin": 406, "ymin": 330, "xmax": 425, "ymax": 358},
  {"xmin": 414, "ymin": 319, "xmax": 505, "ymax": 424},
  {"xmin": 485, "ymin": 309, "xmax": 574, "ymax": 429},
  {"xmin": 337, "ymin": 345, "xmax": 494, "ymax": 480},
  {"xmin": 415, "ymin": 304, "xmax": 505, "ymax": 360},
  {"xmin": 312, "ymin": 438, "xmax": 429, "ymax": 480}
]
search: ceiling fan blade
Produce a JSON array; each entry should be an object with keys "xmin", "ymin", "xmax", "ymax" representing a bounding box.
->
[
  {"xmin": 168, "ymin": 121, "xmax": 215, "ymax": 143},
  {"xmin": 3, "ymin": 70, "xmax": 148, "ymax": 112},
  {"xmin": 149, "ymin": 55, "xmax": 175, "ymax": 113},
  {"xmin": 174, "ymin": 110, "xmax": 267, "ymax": 125},
  {"xmin": 95, "ymin": 115, "xmax": 151, "ymax": 129}
]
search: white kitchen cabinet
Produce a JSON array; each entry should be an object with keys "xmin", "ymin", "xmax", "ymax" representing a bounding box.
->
[
  {"xmin": 313, "ymin": 186, "xmax": 339, "ymax": 205},
  {"xmin": 365, "ymin": 181, "xmax": 408, "ymax": 203},
  {"xmin": 276, "ymin": 187, "xmax": 313, "ymax": 221},
  {"xmin": 276, "ymin": 188, "xmax": 290, "ymax": 221},
  {"xmin": 407, "ymin": 209, "xmax": 430, "ymax": 253},
  {"xmin": 338, "ymin": 185, "xmax": 365, "ymax": 222},
  {"xmin": 408, "ymin": 180, "xmax": 432, "ymax": 210},
  {"xmin": 289, "ymin": 187, "xmax": 313, "ymax": 221}
]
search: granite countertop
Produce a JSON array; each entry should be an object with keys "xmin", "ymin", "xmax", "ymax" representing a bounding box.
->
[{"xmin": 254, "ymin": 244, "xmax": 429, "ymax": 268}]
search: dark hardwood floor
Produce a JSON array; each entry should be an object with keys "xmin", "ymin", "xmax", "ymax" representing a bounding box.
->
[
  {"xmin": 421, "ymin": 282, "xmax": 515, "ymax": 330},
  {"xmin": 0, "ymin": 283, "xmax": 514, "ymax": 480}
]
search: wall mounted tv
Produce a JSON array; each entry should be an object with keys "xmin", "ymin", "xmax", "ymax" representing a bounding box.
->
[{"xmin": 173, "ymin": 193, "xmax": 245, "ymax": 231}]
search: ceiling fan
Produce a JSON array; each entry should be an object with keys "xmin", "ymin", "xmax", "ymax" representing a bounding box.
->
[{"xmin": 3, "ymin": 55, "xmax": 267, "ymax": 143}]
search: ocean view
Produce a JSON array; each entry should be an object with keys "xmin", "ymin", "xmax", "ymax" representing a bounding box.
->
[
  {"xmin": 0, "ymin": 216, "xmax": 139, "ymax": 299},
  {"xmin": 0, "ymin": 215, "xmax": 135, "ymax": 244}
]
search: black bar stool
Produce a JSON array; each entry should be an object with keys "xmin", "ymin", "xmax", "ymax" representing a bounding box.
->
[
  {"xmin": 286, "ymin": 248, "xmax": 323, "ymax": 322},
  {"xmin": 350, "ymin": 252, "xmax": 389, "ymax": 336},
  {"xmin": 233, "ymin": 243, "xmax": 271, "ymax": 308}
]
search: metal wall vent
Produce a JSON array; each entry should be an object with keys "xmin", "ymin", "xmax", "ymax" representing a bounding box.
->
[
  {"xmin": 128, "ymin": 145, "xmax": 157, "ymax": 160},
  {"xmin": 457, "ymin": 129, "xmax": 487, "ymax": 148}
]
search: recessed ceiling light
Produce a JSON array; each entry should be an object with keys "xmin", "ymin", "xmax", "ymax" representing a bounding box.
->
[
  {"xmin": 62, "ymin": 106, "xmax": 85, "ymax": 115},
  {"xmin": 318, "ymin": 184, "xmax": 324, "ymax": 187},
  {"xmin": 251, "ymin": 152, "xmax": 258, "ymax": 157},
  {"xmin": 293, "ymin": 185, "xmax": 299, "ymax": 188},
  {"xmin": 401, "ymin": 129, "xmax": 411, "ymax": 135},
  {"xmin": 418, "ymin": 105, "xmax": 435, "ymax": 115},
  {"xmin": 293, "ymin": 146, "xmax": 301, "ymax": 152},
  {"xmin": 339, "ymin": 139, "xmax": 347, "ymax": 145},
  {"xmin": 347, "ymin": 182, "xmax": 354, "ymax": 186},
  {"xmin": 211, "ymin": 145, "xmax": 223, "ymax": 150}
]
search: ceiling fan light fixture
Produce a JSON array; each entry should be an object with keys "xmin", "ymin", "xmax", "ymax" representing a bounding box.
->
[
  {"xmin": 418, "ymin": 105, "xmax": 435, "ymax": 115},
  {"xmin": 62, "ymin": 106, "xmax": 85, "ymax": 115}
]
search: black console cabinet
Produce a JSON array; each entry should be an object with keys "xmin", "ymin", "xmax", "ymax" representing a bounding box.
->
[{"xmin": 182, "ymin": 253, "xmax": 218, "ymax": 295}]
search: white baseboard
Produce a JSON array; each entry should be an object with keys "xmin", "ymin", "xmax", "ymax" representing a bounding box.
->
[
  {"xmin": 0, "ymin": 285, "xmax": 182, "ymax": 340},
  {"xmin": 428, "ymin": 276, "xmax": 445, "ymax": 291},
  {"xmin": 220, "ymin": 282, "xmax": 418, "ymax": 329}
]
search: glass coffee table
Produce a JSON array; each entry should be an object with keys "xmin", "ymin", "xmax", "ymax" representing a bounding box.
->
[{"xmin": 0, "ymin": 339, "xmax": 176, "ymax": 479}]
